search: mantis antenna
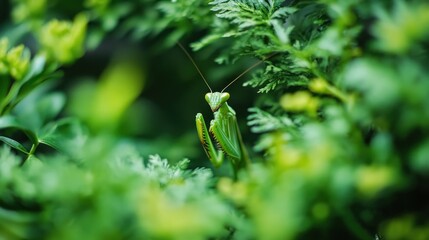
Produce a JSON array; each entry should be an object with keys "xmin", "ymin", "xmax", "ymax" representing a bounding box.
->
[
  {"xmin": 178, "ymin": 42, "xmax": 276, "ymax": 93},
  {"xmin": 177, "ymin": 42, "xmax": 213, "ymax": 93},
  {"xmin": 221, "ymin": 52, "xmax": 277, "ymax": 93}
]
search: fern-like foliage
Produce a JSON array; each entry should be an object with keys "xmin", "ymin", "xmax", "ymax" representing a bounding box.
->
[
  {"xmin": 210, "ymin": 0, "xmax": 292, "ymax": 29},
  {"xmin": 247, "ymin": 107, "xmax": 295, "ymax": 133}
]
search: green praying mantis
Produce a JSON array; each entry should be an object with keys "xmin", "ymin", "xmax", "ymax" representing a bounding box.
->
[{"xmin": 178, "ymin": 43, "xmax": 272, "ymax": 176}]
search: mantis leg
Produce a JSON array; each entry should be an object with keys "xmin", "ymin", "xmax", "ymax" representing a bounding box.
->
[
  {"xmin": 209, "ymin": 112, "xmax": 249, "ymax": 172},
  {"xmin": 196, "ymin": 113, "xmax": 224, "ymax": 167}
]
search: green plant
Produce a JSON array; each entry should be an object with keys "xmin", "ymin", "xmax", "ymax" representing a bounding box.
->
[{"xmin": 1, "ymin": 0, "xmax": 429, "ymax": 239}]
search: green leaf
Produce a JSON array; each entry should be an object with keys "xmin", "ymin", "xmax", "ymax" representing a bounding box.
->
[
  {"xmin": 0, "ymin": 115, "xmax": 38, "ymax": 144},
  {"xmin": 247, "ymin": 107, "xmax": 295, "ymax": 133},
  {"xmin": 15, "ymin": 71, "xmax": 63, "ymax": 107},
  {"xmin": 12, "ymin": 91, "xmax": 66, "ymax": 133},
  {"xmin": 38, "ymin": 118, "xmax": 87, "ymax": 158},
  {"xmin": 0, "ymin": 136, "xmax": 29, "ymax": 154},
  {"xmin": 0, "ymin": 75, "xmax": 11, "ymax": 101},
  {"xmin": 0, "ymin": 115, "xmax": 17, "ymax": 129},
  {"xmin": 36, "ymin": 92, "xmax": 66, "ymax": 123},
  {"xmin": 21, "ymin": 55, "xmax": 47, "ymax": 83}
]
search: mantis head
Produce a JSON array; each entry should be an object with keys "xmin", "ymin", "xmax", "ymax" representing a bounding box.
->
[{"xmin": 205, "ymin": 92, "xmax": 230, "ymax": 112}]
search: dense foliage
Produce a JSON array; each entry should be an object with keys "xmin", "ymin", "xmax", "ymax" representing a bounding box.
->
[{"xmin": 1, "ymin": 0, "xmax": 429, "ymax": 239}]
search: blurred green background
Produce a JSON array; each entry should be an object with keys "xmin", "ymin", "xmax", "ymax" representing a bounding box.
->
[{"xmin": 1, "ymin": 0, "xmax": 429, "ymax": 239}]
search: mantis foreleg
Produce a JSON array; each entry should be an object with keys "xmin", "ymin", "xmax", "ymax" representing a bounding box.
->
[
  {"xmin": 210, "ymin": 111, "xmax": 250, "ymax": 174},
  {"xmin": 196, "ymin": 113, "xmax": 224, "ymax": 167}
]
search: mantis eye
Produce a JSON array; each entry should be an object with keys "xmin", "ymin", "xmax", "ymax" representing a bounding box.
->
[
  {"xmin": 220, "ymin": 92, "xmax": 230, "ymax": 102},
  {"xmin": 205, "ymin": 93, "xmax": 211, "ymax": 103}
]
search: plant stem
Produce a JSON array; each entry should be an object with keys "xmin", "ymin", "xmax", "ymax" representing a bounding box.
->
[{"xmin": 23, "ymin": 142, "xmax": 39, "ymax": 165}]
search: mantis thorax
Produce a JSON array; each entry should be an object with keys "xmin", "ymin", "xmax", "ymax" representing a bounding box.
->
[{"xmin": 205, "ymin": 92, "xmax": 230, "ymax": 112}]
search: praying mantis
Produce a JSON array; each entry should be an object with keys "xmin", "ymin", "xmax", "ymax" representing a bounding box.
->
[{"xmin": 178, "ymin": 43, "xmax": 272, "ymax": 176}]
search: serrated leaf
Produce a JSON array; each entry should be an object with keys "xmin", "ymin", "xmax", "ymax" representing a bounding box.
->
[
  {"xmin": 0, "ymin": 136, "xmax": 29, "ymax": 154},
  {"xmin": 247, "ymin": 107, "xmax": 295, "ymax": 133}
]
